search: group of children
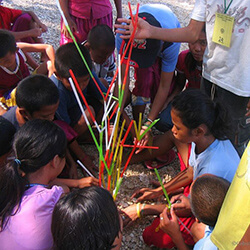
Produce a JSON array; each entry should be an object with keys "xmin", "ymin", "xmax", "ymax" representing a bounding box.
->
[{"xmin": 0, "ymin": 1, "xmax": 248, "ymax": 250}]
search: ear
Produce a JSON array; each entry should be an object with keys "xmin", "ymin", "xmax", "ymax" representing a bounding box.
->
[
  {"xmin": 192, "ymin": 124, "xmax": 207, "ymax": 137},
  {"xmin": 84, "ymin": 42, "xmax": 91, "ymax": 50},
  {"xmin": 50, "ymin": 154, "xmax": 60, "ymax": 169},
  {"xmin": 19, "ymin": 107, "xmax": 31, "ymax": 120}
]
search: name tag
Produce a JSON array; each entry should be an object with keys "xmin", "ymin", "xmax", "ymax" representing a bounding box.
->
[{"xmin": 212, "ymin": 13, "xmax": 234, "ymax": 48}]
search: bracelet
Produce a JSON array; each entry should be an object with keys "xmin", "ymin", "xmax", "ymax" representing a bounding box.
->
[
  {"xmin": 136, "ymin": 203, "xmax": 141, "ymax": 218},
  {"xmin": 146, "ymin": 118, "xmax": 153, "ymax": 124},
  {"xmin": 140, "ymin": 204, "xmax": 146, "ymax": 217}
]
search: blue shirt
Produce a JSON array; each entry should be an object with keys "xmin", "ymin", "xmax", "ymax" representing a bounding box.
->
[
  {"xmin": 116, "ymin": 4, "xmax": 181, "ymax": 72},
  {"xmin": 189, "ymin": 139, "xmax": 240, "ymax": 182},
  {"xmin": 50, "ymin": 72, "xmax": 106, "ymax": 126}
]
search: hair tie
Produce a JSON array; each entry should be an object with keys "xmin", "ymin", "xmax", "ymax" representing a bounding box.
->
[{"xmin": 14, "ymin": 159, "xmax": 21, "ymax": 165}]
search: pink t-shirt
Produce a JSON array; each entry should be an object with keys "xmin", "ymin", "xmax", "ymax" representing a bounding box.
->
[
  {"xmin": 68, "ymin": 0, "xmax": 112, "ymax": 19},
  {"xmin": 0, "ymin": 185, "xmax": 63, "ymax": 250}
]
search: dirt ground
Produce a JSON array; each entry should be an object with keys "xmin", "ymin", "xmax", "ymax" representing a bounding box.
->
[{"xmin": 2, "ymin": 0, "xmax": 195, "ymax": 248}]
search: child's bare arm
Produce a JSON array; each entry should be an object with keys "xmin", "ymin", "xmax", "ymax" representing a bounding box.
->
[
  {"xmin": 10, "ymin": 28, "xmax": 42, "ymax": 41},
  {"xmin": 52, "ymin": 176, "xmax": 99, "ymax": 189},
  {"xmin": 23, "ymin": 10, "xmax": 47, "ymax": 32},
  {"xmin": 17, "ymin": 42, "xmax": 55, "ymax": 75}
]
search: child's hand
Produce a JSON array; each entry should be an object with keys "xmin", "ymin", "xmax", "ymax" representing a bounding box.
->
[
  {"xmin": 38, "ymin": 22, "xmax": 48, "ymax": 33},
  {"xmin": 121, "ymin": 204, "xmax": 139, "ymax": 227},
  {"xmin": 159, "ymin": 207, "xmax": 180, "ymax": 236},
  {"xmin": 29, "ymin": 28, "xmax": 42, "ymax": 38},
  {"xmin": 77, "ymin": 177, "xmax": 99, "ymax": 188},
  {"xmin": 131, "ymin": 187, "xmax": 162, "ymax": 202},
  {"xmin": 171, "ymin": 194, "xmax": 192, "ymax": 217},
  {"xmin": 61, "ymin": 18, "xmax": 77, "ymax": 39}
]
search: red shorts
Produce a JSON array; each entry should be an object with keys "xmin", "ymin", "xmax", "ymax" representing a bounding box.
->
[{"xmin": 132, "ymin": 57, "xmax": 161, "ymax": 103}]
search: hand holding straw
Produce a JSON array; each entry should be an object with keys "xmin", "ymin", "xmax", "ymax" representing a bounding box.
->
[{"xmin": 154, "ymin": 169, "xmax": 192, "ymax": 235}]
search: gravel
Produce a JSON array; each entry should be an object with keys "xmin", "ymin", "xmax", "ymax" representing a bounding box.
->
[{"xmin": 2, "ymin": 0, "xmax": 195, "ymax": 249}]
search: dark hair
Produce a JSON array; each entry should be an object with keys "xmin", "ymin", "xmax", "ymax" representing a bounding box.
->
[
  {"xmin": 0, "ymin": 116, "xmax": 16, "ymax": 157},
  {"xmin": 190, "ymin": 174, "xmax": 230, "ymax": 227},
  {"xmin": 0, "ymin": 119, "xmax": 67, "ymax": 230},
  {"xmin": 87, "ymin": 25, "xmax": 115, "ymax": 50},
  {"xmin": 0, "ymin": 30, "xmax": 17, "ymax": 58},
  {"xmin": 16, "ymin": 74, "xmax": 59, "ymax": 115},
  {"xmin": 55, "ymin": 43, "xmax": 92, "ymax": 79},
  {"xmin": 171, "ymin": 89, "xmax": 231, "ymax": 140},
  {"xmin": 185, "ymin": 25, "xmax": 206, "ymax": 72},
  {"xmin": 52, "ymin": 186, "xmax": 121, "ymax": 250}
]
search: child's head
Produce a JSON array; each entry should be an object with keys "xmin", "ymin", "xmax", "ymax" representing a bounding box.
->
[
  {"xmin": 171, "ymin": 89, "xmax": 231, "ymax": 142},
  {"xmin": 187, "ymin": 26, "xmax": 207, "ymax": 66},
  {"xmin": 190, "ymin": 174, "xmax": 230, "ymax": 227},
  {"xmin": 0, "ymin": 30, "xmax": 17, "ymax": 69},
  {"xmin": 0, "ymin": 119, "xmax": 67, "ymax": 230},
  {"xmin": 55, "ymin": 43, "xmax": 92, "ymax": 91},
  {"xmin": 16, "ymin": 74, "xmax": 59, "ymax": 121},
  {"xmin": 86, "ymin": 24, "xmax": 115, "ymax": 64},
  {"xmin": 0, "ymin": 116, "xmax": 16, "ymax": 162},
  {"xmin": 51, "ymin": 186, "xmax": 122, "ymax": 250}
]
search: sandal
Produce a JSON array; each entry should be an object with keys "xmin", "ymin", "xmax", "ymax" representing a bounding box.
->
[{"xmin": 144, "ymin": 149, "xmax": 176, "ymax": 170}]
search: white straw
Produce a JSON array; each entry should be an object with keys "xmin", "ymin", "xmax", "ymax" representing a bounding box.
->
[{"xmin": 77, "ymin": 160, "xmax": 94, "ymax": 178}]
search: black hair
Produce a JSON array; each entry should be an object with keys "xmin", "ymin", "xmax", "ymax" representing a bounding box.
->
[
  {"xmin": 0, "ymin": 116, "xmax": 16, "ymax": 157},
  {"xmin": 55, "ymin": 43, "xmax": 92, "ymax": 79},
  {"xmin": 171, "ymin": 89, "xmax": 231, "ymax": 140},
  {"xmin": 185, "ymin": 25, "xmax": 206, "ymax": 72},
  {"xmin": 0, "ymin": 30, "xmax": 17, "ymax": 58},
  {"xmin": 190, "ymin": 174, "xmax": 230, "ymax": 227},
  {"xmin": 0, "ymin": 119, "xmax": 67, "ymax": 230},
  {"xmin": 16, "ymin": 74, "xmax": 59, "ymax": 115},
  {"xmin": 52, "ymin": 186, "xmax": 121, "ymax": 250},
  {"xmin": 87, "ymin": 24, "xmax": 115, "ymax": 50}
]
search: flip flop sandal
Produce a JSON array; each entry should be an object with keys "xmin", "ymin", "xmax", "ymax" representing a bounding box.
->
[{"xmin": 144, "ymin": 149, "xmax": 176, "ymax": 170}]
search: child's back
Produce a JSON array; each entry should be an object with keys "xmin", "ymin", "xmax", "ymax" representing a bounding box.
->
[{"xmin": 0, "ymin": 120, "xmax": 67, "ymax": 249}]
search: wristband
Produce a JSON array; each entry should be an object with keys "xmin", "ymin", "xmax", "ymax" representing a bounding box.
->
[
  {"xmin": 136, "ymin": 203, "xmax": 141, "ymax": 218},
  {"xmin": 140, "ymin": 204, "xmax": 146, "ymax": 217}
]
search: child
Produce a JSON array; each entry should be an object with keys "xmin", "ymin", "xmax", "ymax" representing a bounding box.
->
[
  {"xmin": 0, "ymin": 30, "xmax": 55, "ymax": 112},
  {"xmin": 83, "ymin": 24, "xmax": 115, "ymax": 86},
  {"xmin": 122, "ymin": 89, "xmax": 240, "ymax": 248},
  {"xmin": 3, "ymin": 74, "xmax": 97, "ymax": 177},
  {"xmin": 159, "ymin": 174, "xmax": 230, "ymax": 249},
  {"xmin": 0, "ymin": 119, "xmax": 97, "ymax": 249},
  {"xmin": 51, "ymin": 42, "xmax": 107, "ymax": 139},
  {"xmin": 59, "ymin": 0, "xmax": 122, "ymax": 45},
  {"xmin": 0, "ymin": 116, "xmax": 16, "ymax": 164},
  {"xmin": 156, "ymin": 26, "xmax": 207, "ymax": 132},
  {"xmin": 51, "ymin": 186, "xmax": 122, "ymax": 250},
  {"xmin": 0, "ymin": 5, "xmax": 47, "ymax": 43}
]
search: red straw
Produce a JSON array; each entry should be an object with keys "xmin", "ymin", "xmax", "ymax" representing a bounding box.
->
[
  {"xmin": 69, "ymin": 69, "xmax": 96, "ymax": 123},
  {"xmin": 120, "ymin": 120, "xmax": 134, "ymax": 145},
  {"xmin": 123, "ymin": 144, "xmax": 159, "ymax": 150}
]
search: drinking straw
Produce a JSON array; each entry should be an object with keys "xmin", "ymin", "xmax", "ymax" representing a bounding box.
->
[
  {"xmin": 56, "ymin": 0, "xmax": 105, "ymax": 99},
  {"xmin": 122, "ymin": 145, "xmax": 159, "ymax": 150},
  {"xmin": 77, "ymin": 160, "xmax": 94, "ymax": 178}
]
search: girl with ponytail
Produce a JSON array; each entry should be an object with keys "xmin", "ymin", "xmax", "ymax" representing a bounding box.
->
[
  {"xmin": 0, "ymin": 119, "xmax": 98, "ymax": 250},
  {"xmin": 123, "ymin": 89, "xmax": 240, "ymax": 249}
]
